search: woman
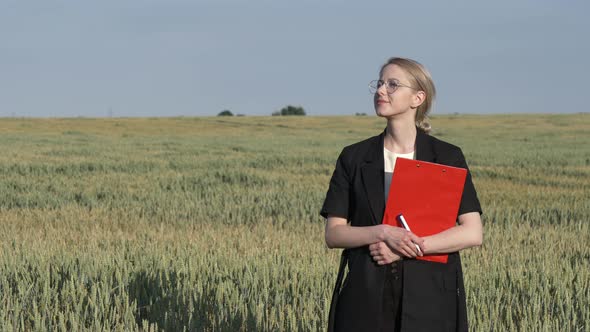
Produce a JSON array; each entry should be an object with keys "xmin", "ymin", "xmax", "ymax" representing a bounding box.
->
[{"xmin": 320, "ymin": 57, "xmax": 483, "ymax": 332}]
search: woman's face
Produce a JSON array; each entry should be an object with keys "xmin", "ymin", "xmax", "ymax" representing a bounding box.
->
[{"xmin": 374, "ymin": 64, "xmax": 420, "ymax": 119}]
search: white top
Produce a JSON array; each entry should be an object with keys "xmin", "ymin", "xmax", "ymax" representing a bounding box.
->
[{"xmin": 384, "ymin": 148, "xmax": 414, "ymax": 201}]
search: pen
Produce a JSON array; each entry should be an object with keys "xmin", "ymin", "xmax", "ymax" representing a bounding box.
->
[{"xmin": 397, "ymin": 214, "xmax": 422, "ymax": 255}]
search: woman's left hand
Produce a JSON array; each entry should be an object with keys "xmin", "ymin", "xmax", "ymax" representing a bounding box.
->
[{"xmin": 369, "ymin": 242, "xmax": 401, "ymax": 265}]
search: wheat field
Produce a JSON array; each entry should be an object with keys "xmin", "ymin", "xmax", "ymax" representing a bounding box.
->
[{"xmin": 0, "ymin": 114, "xmax": 588, "ymax": 331}]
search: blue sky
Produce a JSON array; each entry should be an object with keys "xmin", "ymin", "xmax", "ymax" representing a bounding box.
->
[{"xmin": 1, "ymin": 0, "xmax": 588, "ymax": 117}]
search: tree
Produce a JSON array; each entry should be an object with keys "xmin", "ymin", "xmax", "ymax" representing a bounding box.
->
[
  {"xmin": 218, "ymin": 110, "xmax": 233, "ymax": 116},
  {"xmin": 272, "ymin": 105, "xmax": 306, "ymax": 116}
]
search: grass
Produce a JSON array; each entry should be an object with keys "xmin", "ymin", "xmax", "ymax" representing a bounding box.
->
[{"xmin": 0, "ymin": 114, "xmax": 588, "ymax": 331}]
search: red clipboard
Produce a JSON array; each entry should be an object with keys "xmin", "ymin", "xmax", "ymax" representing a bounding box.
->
[{"xmin": 382, "ymin": 158, "xmax": 467, "ymax": 263}]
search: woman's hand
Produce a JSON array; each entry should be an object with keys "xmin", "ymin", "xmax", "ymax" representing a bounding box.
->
[
  {"xmin": 376, "ymin": 224, "xmax": 424, "ymax": 258},
  {"xmin": 369, "ymin": 242, "xmax": 401, "ymax": 265}
]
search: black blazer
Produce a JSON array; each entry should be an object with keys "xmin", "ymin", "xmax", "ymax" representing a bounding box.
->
[{"xmin": 321, "ymin": 129, "xmax": 482, "ymax": 332}]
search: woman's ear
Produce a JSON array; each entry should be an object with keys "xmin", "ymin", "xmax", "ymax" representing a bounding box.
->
[{"xmin": 411, "ymin": 91, "xmax": 426, "ymax": 109}]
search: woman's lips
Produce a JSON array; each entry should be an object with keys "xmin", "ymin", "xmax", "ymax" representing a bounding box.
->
[{"xmin": 376, "ymin": 100, "xmax": 389, "ymax": 104}]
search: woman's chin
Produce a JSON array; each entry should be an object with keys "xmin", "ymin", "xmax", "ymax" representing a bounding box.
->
[
  {"xmin": 375, "ymin": 108, "xmax": 393, "ymax": 118},
  {"xmin": 375, "ymin": 107, "xmax": 414, "ymax": 119}
]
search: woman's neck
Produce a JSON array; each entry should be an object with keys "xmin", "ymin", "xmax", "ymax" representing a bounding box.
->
[{"xmin": 384, "ymin": 120, "xmax": 416, "ymax": 154}]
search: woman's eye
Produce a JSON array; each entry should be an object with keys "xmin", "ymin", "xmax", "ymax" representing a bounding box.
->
[{"xmin": 387, "ymin": 81, "xmax": 399, "ymax": 89}]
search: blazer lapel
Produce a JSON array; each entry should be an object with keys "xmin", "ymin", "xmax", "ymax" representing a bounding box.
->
[
  {"xmin": 361, "ymin": 131, "xmax": 385, "ymax": 225},
  {"xmin": 415, "ymin": 129, "xmax": 436, "ymax": 162}
]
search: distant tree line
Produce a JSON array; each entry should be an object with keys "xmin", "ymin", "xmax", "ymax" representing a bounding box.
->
[
  {"xmin": 272, "ymin": 105, "xmax": 306, "ymax": 116},
  {"xmin": 217, "ymin": 105, "xmax": 307, "ymax": 116},
  {"xmin": 218, "ymin": 110, "xmax": 233, "ymax": 116}
]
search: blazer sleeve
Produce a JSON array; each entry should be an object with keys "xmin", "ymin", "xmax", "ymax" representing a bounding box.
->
[
  {"xmin": 454, "ymin": 149, "xmax": 483, "ymax": 216},
  {"xmin": 320, "ymin": 150, "xmax": 351, "ymax": 220}
]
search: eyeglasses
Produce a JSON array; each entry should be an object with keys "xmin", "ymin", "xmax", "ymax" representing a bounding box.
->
[{"xmin": 368, "ymin": 80, "xmax": 417, "ymax": 94}]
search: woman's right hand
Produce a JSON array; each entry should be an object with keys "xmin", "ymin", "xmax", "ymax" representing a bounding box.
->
[
  {"xmin": 369, "ymin": 242, "xmax": 401, "ymax": 265},
  {"xmin": 376, "ymin": 224, "xmax": 424, "ymax": 258}
]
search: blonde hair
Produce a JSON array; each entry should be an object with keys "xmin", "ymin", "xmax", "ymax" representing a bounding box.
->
[{"xmin": 380, "ymin": 57, "xmax": 436, "ymax": 133}]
